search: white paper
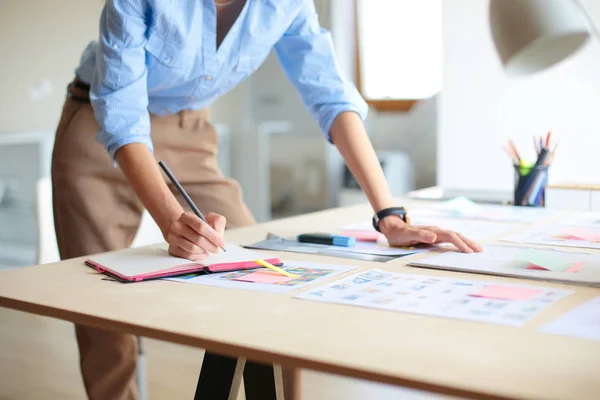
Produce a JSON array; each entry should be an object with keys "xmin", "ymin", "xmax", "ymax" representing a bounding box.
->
[
  {"xmin": 559, "ymin": 212, "xmax": 600, "ymax": 227},
  {"xmin": 167, "ymin": 261, "xmax": 357, "ymax": 294},
  {"xmin": 502, "ymin": 225, "xmax": 600, "ymax": 250},
  {"xmin": 336, "ymin": 241, "xmax": 427, "ymax": 257},
  {"xmin": 408, "ymin": 245, "xmax": 600, "ymax": 286},
  {"xmin": 412, "ymin": 217, "xmax": 522, "ymax": 240},
  {"xmin": 296, "ymin": 269, "xmax": 572, "ymax": 327},
  {"xmin": 411, "ymin": 198, "xmax": 564, "ymax": 223},
  {"xmin": 342, "ymin": 218, "xmax": 521, "ymax": 241},
  {"xmin": 539, "ymin": 296, "xmax": 600, "ymax": 342},
  {"xmin": 437, "ymin": 196, "xmax": 484, "ymax": 215}
]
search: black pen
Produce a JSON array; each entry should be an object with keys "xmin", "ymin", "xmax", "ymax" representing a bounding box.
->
[{"xmin": 158, "ymin": 161, "xmax": 226, "ymax": 252}]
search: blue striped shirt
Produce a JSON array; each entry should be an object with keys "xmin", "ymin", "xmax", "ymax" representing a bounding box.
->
[{"xmin": 76, "ymin": 0, "xmax": 368, "ymax": 160}]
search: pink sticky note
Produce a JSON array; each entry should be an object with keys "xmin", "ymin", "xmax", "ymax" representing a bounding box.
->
[
  {"xmin": 565, "ymin": 262, "xmax": 585, "ymax": 273},
  {"xmin": 470, "ymin": 285, "xmax": 542, "ymax": 301},
  {"xmin": 233, "ymin": 271, "xmax": 293, "ymax": 284},
  {"xmin": 341, "ymin": 230, "xmax": 384, "ymax": 242},
  {"xmin": 562, "ymin": 228, "xmax": 600, "ymax": 242},
  {"xmin": 526, "ymin": 264, "xmax": 548, "ymax": 271}
]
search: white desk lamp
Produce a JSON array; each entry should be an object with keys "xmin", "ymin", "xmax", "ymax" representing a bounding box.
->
[{"xmin": 489, "ymin": 0, "xmax": 600, "ymax": 76}]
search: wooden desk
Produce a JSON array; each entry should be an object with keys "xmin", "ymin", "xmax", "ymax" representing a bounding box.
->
[{"xmin": 1, "ymin": 201, "xmax": 599, "ymax": 400}]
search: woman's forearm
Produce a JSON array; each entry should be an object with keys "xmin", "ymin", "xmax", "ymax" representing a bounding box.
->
[
  {"xmin": 330, "ymin": 112, "xmax": 395, "ymax": 213},
  {"xmin": 115, "ymin": 143, "xmax": 183, "ymax": 236}
]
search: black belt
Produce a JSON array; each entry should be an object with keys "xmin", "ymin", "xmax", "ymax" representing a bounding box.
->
[{"xmin": 66, "ymin": 78, "xmax": 91, "ymax": 103}]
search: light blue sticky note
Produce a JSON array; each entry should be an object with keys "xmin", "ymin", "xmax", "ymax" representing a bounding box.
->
[
  {"xmin": 515, "ymin": 249, "xmax": 571, "ymax": 272},
  {"xmin": 440, "ymin": 196, "xmax": 482, "ymax": 216}
]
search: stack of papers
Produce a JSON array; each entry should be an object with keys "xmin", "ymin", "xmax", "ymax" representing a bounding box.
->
[
  {"xmin": 245, "ymin": 233, "xmax": 427, "ymax": 262},
  {"xmin": 408, "ymin": 245, "xmax": 600, "ymax": 287},
  {"xmin": 502, "ymin": 225, "xmax": 600, "ymax": 250}
]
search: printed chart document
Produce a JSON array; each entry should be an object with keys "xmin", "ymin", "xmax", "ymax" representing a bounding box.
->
[
  {"xmin": 539, "ymin": 296, "xmax": 600, "ymax": 342},
  {"xmin": 167, "ymin": 261, "xmax": 357, "ymax": 294},
  {"xmin": 296, "ymin": 269, "xmax": 572, "ymax": 327},
  {"xmin": 343, "ymin": 217, "xmax": 521, "ymax": 242},
  {"xmin": 502, "ymin": 225, "xmax": 600, "ymax": 250},
  {"xmin": 408, "ymin": 245, "xmax": 600, "ymax": 287},
  {"xmin": 409, "ymin": 196, "xmax": 565, "ymax": 223}
]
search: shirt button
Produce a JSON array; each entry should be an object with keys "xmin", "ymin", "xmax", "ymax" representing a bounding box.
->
[
  {"xmin": 113, "ymin": 44, "xmax": 118, "ymax": 50},
  {"xmin": 205, "ymin": 75, "xmax": 213, "ymax": 81},
  {"xmin": 164, "ymin": 56, "xmax": 171, "ymax": 63}
]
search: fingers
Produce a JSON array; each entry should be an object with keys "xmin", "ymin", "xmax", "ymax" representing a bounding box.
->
[
  {"xmin": 457, "ymin": 232, "xmax": 483, "ymax": 252},
  {"xmin": 406, "ymin": 227, "xmax": 437, "ymax": 244},
  {"xmin": 438, "ymin": 231, "xmax": 473, "ymax": 253},
  {"xmin": 414, "ymin": 225, "xmax": 482, "ymax": 253},
  {"xmin": 390, "ymin": 226, "xmax": 482, "ymax": 253},
  {"xmin": 166, "ymin": 211, "xmax": 226, "ymax": 258},
  {"xmin": 168, "ymin": 243, "xmax": 210, "ymax": 261},
  {"xmin": 386, "ymin": 225, "xmax": 437, "ymax": 248},
  {"xmin": 179, "ymin": 212, "xmax": 225, "ymax": 249},
  {"xmin": 206, "ymin": 212, "xmax": 226, "ymax": 235},
  {"xmin": 170, "ymin": 223, "xmax": 219, "ymax": 253}
]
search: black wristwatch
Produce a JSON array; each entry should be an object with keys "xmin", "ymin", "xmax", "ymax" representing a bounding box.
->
[{"xmin": 372, "ymin": 207, "xmax": 408, "ymax": 232}]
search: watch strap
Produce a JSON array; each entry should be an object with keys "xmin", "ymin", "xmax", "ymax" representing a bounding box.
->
[{"xmin": 372, "ymin": 207, "xmax": 407, "ymax": 232}]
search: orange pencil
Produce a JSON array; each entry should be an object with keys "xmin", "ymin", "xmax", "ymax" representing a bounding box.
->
[
  {"xmin": 546, "ymin": 131, "xmax": 552, "ymax": 149},
  {"xmin": 508, "ymin": 140, "xmax": 521, "ymax": 162},
  {"xmin": 546, "ymin": 141, "xmax": 560, "ymax": 165},
  {"xmin": 503, "ymin": 146, "xmax": 518, "ymax": 164}
]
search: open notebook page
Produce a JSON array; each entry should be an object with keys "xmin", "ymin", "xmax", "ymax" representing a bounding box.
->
[{"xmin": 87, "ymin": 243, "xmax": 274, "ymax": 277}]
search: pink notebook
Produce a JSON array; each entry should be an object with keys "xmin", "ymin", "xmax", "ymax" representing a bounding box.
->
[{"xmin": 85, "ymin": 244, "xmax": 282, "ymax": 283}]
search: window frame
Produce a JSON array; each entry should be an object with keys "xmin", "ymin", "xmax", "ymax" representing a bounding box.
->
[{"xmin": 354, "ymin": 0, "xmax": 418, "ymax": 112}]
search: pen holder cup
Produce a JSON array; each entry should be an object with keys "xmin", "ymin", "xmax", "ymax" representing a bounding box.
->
[{"xmin": 513, "ymin": 164, "xmax": 549, "ymax": 207}]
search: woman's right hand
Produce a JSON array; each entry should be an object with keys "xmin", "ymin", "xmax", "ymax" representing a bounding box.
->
[{"xmin": 165, "ymin": 211, "xmax": 226, "ymax": 260}]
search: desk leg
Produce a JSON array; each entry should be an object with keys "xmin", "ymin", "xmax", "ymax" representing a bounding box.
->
[
  {"xmin": 194, "ymin": 352, "xmax": 245, "ymax": 400},
  {"xmin": 194, "ymin": 353, "xmax": 282, "ymax": 400},
  {"xmin": 243, "ymin": 361, "xmax": 282, "ymax": 400}
]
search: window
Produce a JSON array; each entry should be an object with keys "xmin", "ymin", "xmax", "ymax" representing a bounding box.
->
[{"xmin": 355, "ymin": 0, "xmax": 443, "ymax": 111}]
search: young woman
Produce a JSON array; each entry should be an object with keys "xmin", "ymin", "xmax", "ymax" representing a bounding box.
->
[{"xmin": 53, "ymin": 0, "xmax": 481, "ymax": 398}]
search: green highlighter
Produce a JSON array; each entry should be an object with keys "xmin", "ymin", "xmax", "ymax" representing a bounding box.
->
[
  {"xmin": 519, "ymin": 159, "xmax": 533, "ymax": 176},
  {"xmin": 297, "ymin": 233, "xmax": 356, "ymax": 247}
]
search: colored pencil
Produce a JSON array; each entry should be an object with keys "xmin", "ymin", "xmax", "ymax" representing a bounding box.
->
[
  {"xmin": 254, "ymin": 259, "xmax": 299, "ymax": 278},
  {"xmin": 159, "ymin": 161, "xmax": 227, "ymax": 252}
]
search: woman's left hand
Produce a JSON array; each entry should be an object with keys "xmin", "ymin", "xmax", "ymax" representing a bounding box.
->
[{"xmin": 379, "ymin": 216, "xmax": 483, "ymax": 253}]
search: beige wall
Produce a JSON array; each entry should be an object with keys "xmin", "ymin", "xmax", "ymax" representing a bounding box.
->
[{"xmin": 0, "ymin": 0, "xmax": 102, "ymax": 133}]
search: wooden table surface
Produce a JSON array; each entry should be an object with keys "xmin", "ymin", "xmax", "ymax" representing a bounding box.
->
[{"xmin": 1, "ymin": 200, "xmax": 599, "ymax": 400}]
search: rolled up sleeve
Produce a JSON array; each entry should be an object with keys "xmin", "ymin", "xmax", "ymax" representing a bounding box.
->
[
  {"xmin": 274, "ymin": 1, "xmax": 368, "ymax": 142},
  {"xmin": 90, "ymin": 0, "xmax": 152, "ymax": 161}
]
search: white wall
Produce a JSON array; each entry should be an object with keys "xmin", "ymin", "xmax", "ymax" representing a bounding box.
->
[
  {"xmin": 439, "ymin": 0, "xmax": 600, "ymax": 191},
  {"xmin": 0, "ymin": 0, "xmax": 102, "ymax": 133}
]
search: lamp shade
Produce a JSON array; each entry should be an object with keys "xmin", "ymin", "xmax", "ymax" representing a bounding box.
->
[{"xmin": 489, "ymin": 0, "xmax": 590, "ymax": 76}]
